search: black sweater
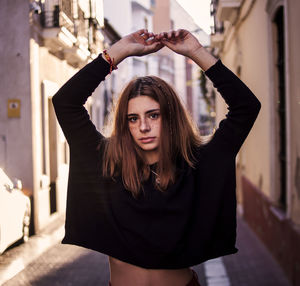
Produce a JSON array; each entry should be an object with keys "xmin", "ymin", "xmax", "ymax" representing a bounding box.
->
[{"xmin": 52, "ymin": 54, "xmax": 261, "ymax": 269}]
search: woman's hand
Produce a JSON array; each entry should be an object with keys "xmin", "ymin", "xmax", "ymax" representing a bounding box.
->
[
  {"xmin": 156, "ymin": 29, "xmax": 218, "ymax": 71},
  {"xmin": 104, "ymin": 29, "xmax": 164, "ymax": 65},
  {"xmin": 156, "ymin": 29, "xmax": 202, "ymax": 58},
  {"xmin": 122, "ymin": 29, "xmax": 164, "ymax": 57}
]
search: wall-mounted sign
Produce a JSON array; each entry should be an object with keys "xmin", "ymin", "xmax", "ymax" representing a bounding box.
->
[{"xmin": 7, "ymin": 99, "xmax": 21, "ymax": 118}]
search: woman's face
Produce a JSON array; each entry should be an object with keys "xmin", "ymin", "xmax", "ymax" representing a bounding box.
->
[{"xmin": 127, "ymin": 96, "xmax": 161, "ymax": 161}]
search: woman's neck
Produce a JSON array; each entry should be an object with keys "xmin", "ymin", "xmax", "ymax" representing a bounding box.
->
[{"xmin": 144, "ymin": 150, "xmax": 159, "ymax": 165}]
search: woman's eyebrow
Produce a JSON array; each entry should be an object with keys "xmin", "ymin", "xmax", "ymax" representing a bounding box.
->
[{"xmin": 127, "ymin": 109, "xmax": 160, "ymax": 116}]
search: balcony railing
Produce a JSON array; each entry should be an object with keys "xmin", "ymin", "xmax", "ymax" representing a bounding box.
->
[
  {"xmin": 40, "ymin": 6, "xmax": 60, "ymax": 28},
  {"xmin": 216, "ymin": 0, "xmax": 242, "ymax": 23},
  {"xmin": 40, "ymin": 5, "xmax": 75, "ymax": 35},
  {"xmin": 39, "ymin": 1, "xmax": 104, "ymax": 66},
  {"xmin": 211, "ymin": 23, "xmax": 224, "ymax": 35},
  {"xmin": 61, "ymin": 0, "xmax": 72, "ymax": 21}
]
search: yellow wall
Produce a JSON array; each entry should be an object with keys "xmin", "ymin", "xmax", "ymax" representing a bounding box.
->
[
  {"xmin": 287, "ymin": 0, "xmax": 300, "ymax": 222},
  {"xmin": 216, "ymin": 0, "xmax": 300, "ymax": 223},
  {"xmin": 218, "ymin": 0, "xmax": 271, "ymax": 198}
]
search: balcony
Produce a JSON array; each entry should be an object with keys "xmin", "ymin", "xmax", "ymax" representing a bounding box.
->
[
  {"xmin": 216, "ymin": 0, "xmax": 242, "ymax": 23},
  {"xmin": 211, "ymin": 32, "xmax": 224, "ymax": 50},
  {"xmin": 40, "ymin": 5, "xmax": 89, "ymax": 66}
]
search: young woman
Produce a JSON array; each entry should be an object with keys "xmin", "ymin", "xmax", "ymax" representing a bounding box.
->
[{"xmin": 52, "ymin": 29, "xmax": 261, "ymax": 286}]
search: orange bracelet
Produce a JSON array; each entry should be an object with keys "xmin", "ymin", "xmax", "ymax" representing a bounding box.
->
[{"xmin": 103, "ymin": 49, "xmax": 118, "ymax": 74}]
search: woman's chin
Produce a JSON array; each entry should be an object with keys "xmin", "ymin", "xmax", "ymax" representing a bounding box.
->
[{"xmin": 138, "ymin": 143, "xmax": 159, "ymax": 152}]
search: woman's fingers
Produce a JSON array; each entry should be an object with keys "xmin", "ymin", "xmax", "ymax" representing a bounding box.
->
[
  {"xmin": 128, "ymin": 28, "xmax": 198, "ymax": 57},
  {"xmin": 142, "ymin": 32, "xmax": 150, "ymax": 40},
  {"xmin": 156, "ymin": 29, "xmax": 184, "ymax": 42},
  {"xmin": 175, "ymin": 29, "xmax": 183, "ymax": 38},
  {"xmin": 136, "ymin": 29, "xmax": 154, "ymax": 42},
  {"xmin": 129, "ymin": 28, "xmax": 191, "ymax": 56},
  {"xmin": 134, "ymin": 28, "xmax": 187, "ymax": 43},
  {"xmin": 145, "ymin": 36, "xmax": 156, "ymax": 45},
  {"xmin": 142, "ymin": 41, "xmax": 164, "ymax": 55},
  {"xmin": 137, "ymin": 29, "xmax": 148, "ymax": 35},
  {"xmin": 146, "ymin": 32, "xmax": 156, "ymax": 42}
]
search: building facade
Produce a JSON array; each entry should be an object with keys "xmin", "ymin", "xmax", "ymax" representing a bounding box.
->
[
  {"xmin": 0, "ymin": 0, "xmax": 106, "ymax": 233},
  {"xmin": 210, "ymin": 0, "xmax": 300, "ymax": 284},
  {"xmin": 171, "ymin": 0, "xmax": 211, "ymax": 130},
  {"xmin": 0, "ymin": 0, "xmax": 214, "ymax": 239}
]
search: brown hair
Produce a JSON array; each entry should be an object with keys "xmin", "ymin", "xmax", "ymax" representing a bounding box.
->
[{"xmin": 102, "ymin": 76, "xmax": 207, "ymax": 198}]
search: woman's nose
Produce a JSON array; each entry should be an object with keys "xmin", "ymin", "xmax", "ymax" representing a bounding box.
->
[{"xmin": 140, "ymin": 118, "xmax": 150, "ymax": 132}]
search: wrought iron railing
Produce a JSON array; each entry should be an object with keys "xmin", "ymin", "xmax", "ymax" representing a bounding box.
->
[
  {"xmin": 40, "ymin": 1, "xmax": 101, "ymax": 54},
  {"xmin": 40, "ymin": 4, "xmax": 76, "ymax": 35},
  {"xmin": 61, "ymin": 0, "xmax": 72, "ymax": 21},
  {"xmin": 40, "ymin": 5, "xmax": 60, "ymax": 28},
  {"xmin": 77, "ymin": 6, "xmax": 87, "ymax": 39}
]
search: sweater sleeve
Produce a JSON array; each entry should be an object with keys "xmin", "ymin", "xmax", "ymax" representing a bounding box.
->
[
  {"xmin": 52, "ymin": 54, "xmax": 111, "ymax": 149},
  {"xmin": 204, "ymin": 59, "xmax": 261, "ymax": 156}
]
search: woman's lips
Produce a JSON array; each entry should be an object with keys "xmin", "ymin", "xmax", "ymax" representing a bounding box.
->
[{"xmin": 139, "ymin": 137, "xmax": 155, "ymax": 143}]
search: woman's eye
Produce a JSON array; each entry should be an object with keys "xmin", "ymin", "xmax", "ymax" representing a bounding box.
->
[
  {"xmin": 128, "ymin": 117, "xmax": 137, "ymax": 123},
  {"xmin": 149, "ymin": 113, "xmax": 160, "ymax": 119}
]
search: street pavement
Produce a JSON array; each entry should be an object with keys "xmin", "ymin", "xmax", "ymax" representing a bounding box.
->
[
  {"xmin": 0, "ymin": 207, "xmax": 292, "ymax": 286},
  {"xmin": 222, "ymin": 214, "xmax": 291, "ymax": 286}
]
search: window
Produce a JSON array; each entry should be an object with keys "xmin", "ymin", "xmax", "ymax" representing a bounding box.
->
[{"xmin": 273, "ymin": 6, "xmax": 287, "ymax": 210}]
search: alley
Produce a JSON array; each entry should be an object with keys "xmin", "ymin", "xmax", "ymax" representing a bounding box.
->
[
  {"xmin": 0, "ymin": 212, "xmax": 291, "ymax": 286},
  {"xmin": 1, "ymin": 0, "xmax": 300, "ymax": 285}
]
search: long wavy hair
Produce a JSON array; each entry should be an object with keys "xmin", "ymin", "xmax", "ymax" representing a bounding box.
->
[{"xmin": 102, "ymin": 75, "xmax": 207, "ymax": 198}]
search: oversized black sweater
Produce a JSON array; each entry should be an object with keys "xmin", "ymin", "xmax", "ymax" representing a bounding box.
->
[{"xmin": 52, "ymin": 54, "xmax": 261, "ymax": 269}]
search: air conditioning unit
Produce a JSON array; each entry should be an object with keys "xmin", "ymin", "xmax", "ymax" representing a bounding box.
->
[{"xmin": 216, "ymin": 0, "xmax": 242, "ymax": 23}]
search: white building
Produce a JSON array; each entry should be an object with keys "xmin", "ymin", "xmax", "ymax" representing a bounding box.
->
[
  {"xmin": 0, "ymin": 0, "xmax": 105, "ymax": 233},
  {"xmin": 171, "ymin": 0, "xmax": 211, "ymax": 128}
]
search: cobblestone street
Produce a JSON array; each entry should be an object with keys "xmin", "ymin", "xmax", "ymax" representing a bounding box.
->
[
  {"xmin": 3, "ymin": 244, "xmax": 110, "ymax": 286},
  {"xmin": 0, "ymin": 211, "xmax": 292, "ymax": 286},
  {"xmin": 1, "ymin": 241, "xmax": 207, "ymax": 286}
]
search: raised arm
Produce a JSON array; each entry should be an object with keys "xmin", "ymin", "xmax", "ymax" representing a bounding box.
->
[
  {"xmin": 52, "ymin": 55, "xmax": 110, "ymax": 149},
  {"xmin": 204, "ymin": 59, "xmax": 261, "ymax": 156},
  {"xmin": 157, "ymin": 29, "xmax": 261, "ymax": 156}
]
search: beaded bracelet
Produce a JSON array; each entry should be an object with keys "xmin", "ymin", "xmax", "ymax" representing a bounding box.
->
[{"xmin": 103, "ymin": 49, "xmax": 118, "ymax": 74}]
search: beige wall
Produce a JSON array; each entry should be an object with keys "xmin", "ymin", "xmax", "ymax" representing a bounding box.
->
[
  {"xmin": 0, "ymin": 0, "xmax": 33, "ymax": 191},
  {"xmin": 218, "ymin": 0, "xmax": 271, "ymax": 200},
  {"xmin": 215, "ymin": 0, "xmax": 300, "ymax": 224},
  {"xmin": 286, "ymin": 0, "xmax": 300, "ymax": 222},
  {"xmin": 30, "ymin": 40, "xmax": 78, "ymax": 229}
]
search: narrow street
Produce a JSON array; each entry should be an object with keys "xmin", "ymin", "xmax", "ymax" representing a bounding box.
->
[
  {"xmin": 0, "ymin": 212, "xmax": 291, "ymax": 286},
  {"xmin": 1, "ymin": 0, "xmax": 300, "ymax": 285}
]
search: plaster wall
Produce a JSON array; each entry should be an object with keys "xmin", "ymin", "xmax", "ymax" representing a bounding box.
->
[
  {"xmin": 30, "ymin": 40, "xmax": 78, "ymax": 229},
  {"xmin": 286, "ymin": 0, "xmax": 300, "ymax": 223},
  {"xmin": 103, "ymin": 0, "xmax": 132, "ymax": 36},
  {"xmin": 218, "ymin": 0, "xmax": 271, "ymax": 200},
  {"xmin": 0, "ymin": 1, "xmax": 33, "ymax": 192}
]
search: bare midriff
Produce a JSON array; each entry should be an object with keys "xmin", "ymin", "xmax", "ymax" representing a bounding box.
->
[{"xmin": 109, "ymin": 256, "xmax": 194, "ymax": 286}]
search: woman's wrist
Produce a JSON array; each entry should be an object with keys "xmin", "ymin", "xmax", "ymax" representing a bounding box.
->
[
  {"xmin": 189, "ymin": 46, "xmax": 218, "ymax": 71},
  {"xmin": 102, "ymin": 41, "xmax": 129, "ymax": 66}
]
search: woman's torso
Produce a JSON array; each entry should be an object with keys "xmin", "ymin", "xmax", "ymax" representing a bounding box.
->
[{"xmin": 109, "ymin": 256, "xmax": 193, "ymax": 286}]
